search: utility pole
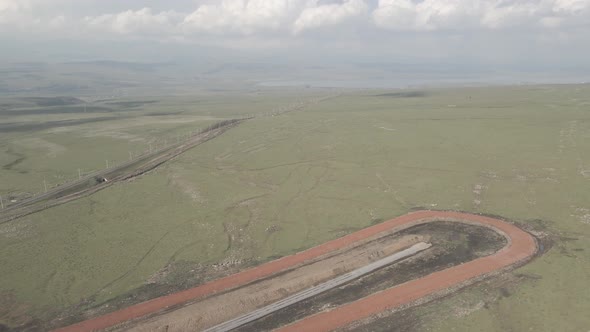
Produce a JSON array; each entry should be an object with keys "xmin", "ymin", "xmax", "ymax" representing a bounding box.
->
[
  {"xmin": 78, "ymin": 168, "xmax": 82, "ymax": 180},
  {"xmin": 0, "ymin": 195, "xmax": 4, "ymax": 209},
  {"xmin": 129, "ymin": 151, "xmax": 133, "ymax": 161},
  {"xmin": 44, "ymin": 180, "xmax": 48, "ymax": 193}
]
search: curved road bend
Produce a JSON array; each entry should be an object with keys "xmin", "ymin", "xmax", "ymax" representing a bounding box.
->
[
  {"xmin": 205, "ymin": 242, "xmax": 431, "ymax": 332},
  {"xmin": 277, "ymin": 212, "xmax": 537, "ymax": 332},
  {"xmin": 54, "ymin": 211, "xmax": 537, "ymax": 332}
]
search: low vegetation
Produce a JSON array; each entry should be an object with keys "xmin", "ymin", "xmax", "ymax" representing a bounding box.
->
[{"xmin": 1, "ymin": 85, "xmax": 589, "ymax": 331}]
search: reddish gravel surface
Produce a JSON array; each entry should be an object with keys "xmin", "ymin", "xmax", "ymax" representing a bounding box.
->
[
  {"xmin": 54, "ymin": 211, "xmax": 537, "ymax": 332},
  {"xmin": 278, "ymin": 211, "xmax": 537, "ymax": 332}
]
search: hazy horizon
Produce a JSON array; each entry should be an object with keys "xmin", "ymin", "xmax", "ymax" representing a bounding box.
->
[{"xmin": 2, "ymin": 0, "xmax": 590, "ymax": 92}]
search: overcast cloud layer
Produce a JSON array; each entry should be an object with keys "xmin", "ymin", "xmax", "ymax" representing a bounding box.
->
[
  {"xmin": 1, "ymin": 0, "xmax": 590, "ymax": 69},
  {"xmin": 1, "ymin": 0, "xmax": 589, "ymax": 37}
]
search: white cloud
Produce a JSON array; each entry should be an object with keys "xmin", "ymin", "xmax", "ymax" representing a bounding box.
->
[
  {"xmin": 553, "ymin": 0, "xmax": 590, "ymax": 13},
  {"xmin": 292, "ymin": 0, "xmax": 368, "ymax": 34},
  {"xmin": 373, "ymin": 0, "xmax": 483, "ymax": 31},
  {"xmin": 373, "ymin": 0, "xmax": 590, "ymax": 31},
  {"xmin": 3, "ymin": 0, "xmax": 589, "ymax": 38},
  {"xmin": 372, "ymin": 0, "xmax": 416, "ymax": 30},
  {"xmin": 84, "ymin": 8, "xmax": 181, "ymax": 35},
  {"xmin": 0, "ymin": 0, "xmax": 29, "ymax": 12},
  {"xmin": 1, "ymin": 0, "xmax": 590, "ymax": 50},
  {"xmin": 182, "ymin": 0, "xmax": 300, "ymax": 35},
  {"xmin": 480, "ymin": 2, "xmax": 539, "ymax": 29},
  {"xmin": 48, "ymin": 14, "xmax": 65, "ymax": 28},
  {"xmin": 0, "ymin": 0, "xmax": 31, "ymax": 24}
]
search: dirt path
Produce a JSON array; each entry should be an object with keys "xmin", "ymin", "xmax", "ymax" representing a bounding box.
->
[{"xmin": 53, "ymin": 211, "xmax": 537, "ymax": 332}]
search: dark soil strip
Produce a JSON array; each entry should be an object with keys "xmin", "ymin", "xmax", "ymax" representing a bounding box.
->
[
  {"xmin": 236, "ymin": 221, "xmax": 506, "ymax": 331},
  {"xmin": 2, "ymin": 149, "xmax": 26, "ymax": 171},
  {"xmin": 0, "ymin": 116, "xmax": 120, "ymax": 133}
]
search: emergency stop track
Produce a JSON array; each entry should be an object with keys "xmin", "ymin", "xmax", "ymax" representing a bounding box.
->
[{"xmin": 55, "ymin": 211, "xmax": 537, "ymax": 332}]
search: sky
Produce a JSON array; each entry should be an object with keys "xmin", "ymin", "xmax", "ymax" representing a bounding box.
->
[{"xmin": 1, "ymin": 0, "xmax": 590, "ymax": 72}]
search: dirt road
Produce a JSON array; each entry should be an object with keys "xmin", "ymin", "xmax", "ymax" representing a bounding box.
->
[{"xmin": 54, "ymin": 210, "xmax": 537, "ymax": 332}]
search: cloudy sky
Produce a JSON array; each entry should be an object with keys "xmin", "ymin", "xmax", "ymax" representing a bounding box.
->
[{"xmin": 1, "ymin": 0, "xmax": 590, "ymax": 70}]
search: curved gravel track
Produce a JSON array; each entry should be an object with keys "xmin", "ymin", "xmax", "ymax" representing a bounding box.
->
[
  {"xmin": 53, "ymin": 210, "xmax": 537, "ymax": 332},
  {"xmin": 277, "ymin": 211, "xmax": 537, "ymax": 332},
  {"xmin": 205, "ymin": 242, "xmax": 432, "ymax": 332}
]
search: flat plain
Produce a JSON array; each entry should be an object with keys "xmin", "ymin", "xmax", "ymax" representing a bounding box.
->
[{"xmin": 1, "ymin": 84, "xmax": 589, "ymax": 331}]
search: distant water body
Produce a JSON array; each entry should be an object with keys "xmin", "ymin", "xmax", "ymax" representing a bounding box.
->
[
  {"xmin": 258, "ymin": 79, "xmax": 415, "ymax": 89},
  {"xmin": 257, "ymin": 75, "xmax": 590, "ymax": 89}
]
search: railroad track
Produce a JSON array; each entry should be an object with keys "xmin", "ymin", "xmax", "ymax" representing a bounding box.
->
[{"xmin": 0, "ymin": 119, "xmax": 244, "ymax": 223}]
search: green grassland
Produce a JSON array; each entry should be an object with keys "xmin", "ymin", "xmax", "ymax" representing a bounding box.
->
[
  {"xmin": 1, "ymin": 85, "xmax": 590, "ymax": 330},
  {"xmin": 0, "ymin": 91, "xmax": 321, "ymax": 197}
]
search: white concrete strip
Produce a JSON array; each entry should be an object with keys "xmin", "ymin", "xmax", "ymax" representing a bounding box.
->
[{"xmin": 204, "ymin": 242, "xmax": 432, "ymax": 332}]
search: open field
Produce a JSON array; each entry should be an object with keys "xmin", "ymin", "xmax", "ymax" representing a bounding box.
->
[
  {"xmin": 0, "ymin": 90, "xmax": 326, "ymax": 196},
  {"xmin": 0, "ymin": 119, "xmax": 244, "ymax": 224},
  {"xmin": 1, "ymin": 84, "xmax": 590, "ymax": 331}
]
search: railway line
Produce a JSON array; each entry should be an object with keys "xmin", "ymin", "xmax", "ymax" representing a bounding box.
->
[{"xmin": 0, "ymin": 119, "xmax": 243, "ymax": 223}]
